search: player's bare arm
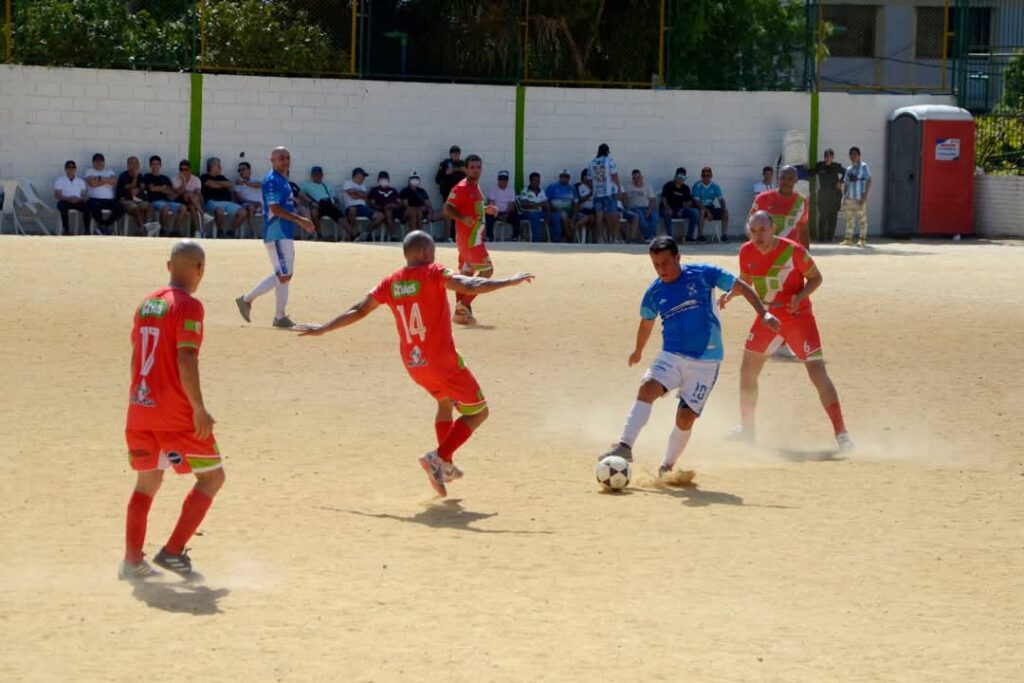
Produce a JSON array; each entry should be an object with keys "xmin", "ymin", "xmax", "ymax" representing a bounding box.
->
[
  {"xmin": 629, "ymin": 318, "xmax": 655, "ymax": 366},
  {"xmin": 443, "ymin": 201, "xmax": 466, "ymax": 224},
  {"xmin": 445, "ymin": 272, "xmax": 534, "ymax": 295},
  {"xmin": 789, "ymin": 265, "xmax": 822, "ymax": 314},
  {"xmin": 269, "ymin": 203, "xmax": 315, "ymax": 234},
  {"xmin": 296, "ymin": 293, "xmax": 381, "ymax": 336},
  {"xmin": 177, "ymin": 347, "xmax": 215, "ymax": 439},
  {"xmin": 721, "ymin": 280, "xmax": 781, "ymax": 332}
]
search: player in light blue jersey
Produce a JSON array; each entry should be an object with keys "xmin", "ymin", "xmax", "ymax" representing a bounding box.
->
[
  {"xmin": 235, "ymin": 146, "xmax": 315, "ymax": 328},
  {"xmin": 599, "ymin": 235, "xmax": 779, "ymax": 479}
]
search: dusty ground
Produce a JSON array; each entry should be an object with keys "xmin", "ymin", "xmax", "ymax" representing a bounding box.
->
[{"xmin": 0, "ymin": 235, "xmax": 1022, "ymax": 682}]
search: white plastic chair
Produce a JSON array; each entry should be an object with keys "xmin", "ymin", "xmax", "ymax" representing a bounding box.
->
[
  {"xmin": 15, "ymin": 179, "xmax": 59, "ymax": 235},
  {"xmin": 0, "ymin": 179, "xmax": 27, "ymax": 235}
]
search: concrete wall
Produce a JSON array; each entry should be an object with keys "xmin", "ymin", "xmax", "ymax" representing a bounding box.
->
[
  {"xmin": 974, "ymin": 175, "xmax": 1024, "ymax": 237},
  {"xmin": 0, "ymin": 64, "xmax": 955, "ymax": 234}
]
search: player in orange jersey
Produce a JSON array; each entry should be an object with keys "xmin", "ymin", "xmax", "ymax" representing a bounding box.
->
[
  {"xmin": 444, "ymin": 153, "xmax": 499, "ymax": 326},
  {"xmin": 722, "ymin": 211, "xmax": 854, "ymax": 452},
  {"xmin": 750, "ymin": 165, "xmax": 810, "ymax": 248},
  {"xmin": 297, "ymin": 231, "xmax": 534, "ymax": 496},
  {"xmin": 121, "ymin": 240, "xmax": 224, "ymax": 580}
]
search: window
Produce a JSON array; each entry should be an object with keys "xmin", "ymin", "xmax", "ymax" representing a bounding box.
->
[
  {"xmin": 915, "ymin": 7, "xmax": 945, "ymax": 59},
  {"xmin": 943, "ymin": 7, "xmax": 993, "ymax": 55},
  {"xmin": 823, "ymin": 5, "xmax": 879, "ymax": 58}
]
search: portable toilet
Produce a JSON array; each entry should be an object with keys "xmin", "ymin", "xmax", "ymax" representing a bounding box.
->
[{"xmin": 884, "ymin": 105, "xmax": 974, "ymax": 236}]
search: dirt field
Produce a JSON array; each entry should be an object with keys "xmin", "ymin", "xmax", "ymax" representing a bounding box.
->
[{"xmin": 1, "ymin": 235, "xmax": 1022, "ymax": 682}]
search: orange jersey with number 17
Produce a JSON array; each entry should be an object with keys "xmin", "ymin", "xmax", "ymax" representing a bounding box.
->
[
  {"xmin": 126, "ymin": 286, "xmax": 205, "ymax": 432},
  {"xmin": 370, "ymin": 262, "xmax": 462, "ymax": 376}
]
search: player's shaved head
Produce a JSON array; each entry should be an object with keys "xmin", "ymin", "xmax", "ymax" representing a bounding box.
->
[
  {"xmin": 780, "ymin": 165, "xmax": 798, "ymax": 178},
  {"xmin": 748, "ymin": 210, "xmax": 773, "ymax": 230},
  {"xmin": 270, "ymin": 146, "xmax": 291, "ymax": 175},
  {"xmin": 778, "ymin": 165, "xmax": 798, "ymax": 194},
  {"xmin": 403, "ymin": 230, "xmax": 435, "ymax": 266},
  {"xmin": 167, "ymin": 239, "xmax": 206, "ymax": 293}
]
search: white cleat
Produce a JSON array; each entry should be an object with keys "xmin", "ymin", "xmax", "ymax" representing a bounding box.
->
[
  {"xmin": 442, "ymin": 461, "xmax": 464, "ymax": 483},
  {"xmin": 836, "ymin": 432, "xmax": 855, "ymax": 453}
]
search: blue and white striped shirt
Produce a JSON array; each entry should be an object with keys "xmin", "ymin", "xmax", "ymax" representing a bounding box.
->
[{"xmin": 843, "ymin": 162, "xmax": 871, "ymax": 200}]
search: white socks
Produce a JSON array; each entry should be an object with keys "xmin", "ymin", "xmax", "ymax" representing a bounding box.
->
[
  {"xmin": 661, "ymin": 426, "xmax": 692, "ymax": 470},
  {"xmin": 618, "ymin": 400, "xmax": 653, "ymax": 447},
  {"xmin": 245, "ymin": 275, "xmax": 277, "ymax": 303},
  {"xmin": 274, "ymin": 281, "xmax": 289, "ymax": 318}
]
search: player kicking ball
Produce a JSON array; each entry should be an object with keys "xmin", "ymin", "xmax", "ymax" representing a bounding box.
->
[
  {"xmin": 722, "ymin": 211, "xmax": 854, "ymax": 452},
  {"xmin": 600, "ymin": 235, "xmax": 778, "ymax": 478},
  {"xmin": 296, "ymin": 231, "xmax": 533, "ymax": 496},
  {"xmin": 121, "ymin": 240, "xmax": 224, "ymax": 581}
]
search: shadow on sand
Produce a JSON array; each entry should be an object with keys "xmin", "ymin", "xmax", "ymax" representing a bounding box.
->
[
  {"xmin": 325, "ymin": 499, "xmax": 553, "ymax": 535},
  {"xmin": 130, "ymin": 578, "xmax": 229, "ymax": 615},
  {"xmin": 636, "ymin": 482, "xmax": 795, "ymax": 509}
]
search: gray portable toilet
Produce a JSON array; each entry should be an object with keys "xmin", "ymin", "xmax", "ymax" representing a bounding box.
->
[{"xmin": 884, "ymin": 105, "xmax": 974, "ymax": 237}]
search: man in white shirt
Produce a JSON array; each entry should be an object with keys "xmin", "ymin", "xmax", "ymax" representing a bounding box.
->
[
  {"xmin": 172, "ymin": 159, "xmax": 204, "ymax": 236},
  {"xmin": 83, "ymin": 153, "xmax": 123, "ymax": 235},
  {"xmin": 624, "ymin": 169, "xmax": 658, "ymax": 242},
  {"xmin": 753, "ymin": 166, "xmax": 774, "ymax": 197},
  {"xmin": 343, "ymin": 167, "xmax": 383, "ymax": 241},
  {"xmin": 54, "ymin": 159, "xmax": 90, "ymax": 235},
  {"xmin": 589, "ymin": 143, "xmax": 621, "ymax": 245},
  {"xmin": 234, "ymin": 161, "xmax": 264, "ymax": 235},
  {"xmin": 486, "ymin": 170, "xmax": 519, "ymax": 241},
  {"xmin": 518, "ymin": 172, "xmax": 549, "ymax": 242}
]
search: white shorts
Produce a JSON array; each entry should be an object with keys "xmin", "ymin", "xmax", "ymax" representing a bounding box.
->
[
  {"xmin": 266, "ymin": 239, "xmax": 295, "ymax": 277},
  {"xmin": 641, "ymin": 351, "xmax": 720, "ymax": 415}
]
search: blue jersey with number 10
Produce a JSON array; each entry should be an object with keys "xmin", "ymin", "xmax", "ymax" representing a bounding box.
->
[{"xmin": 640, "ymin": 264, "xmax": 737, "ymax": 360}]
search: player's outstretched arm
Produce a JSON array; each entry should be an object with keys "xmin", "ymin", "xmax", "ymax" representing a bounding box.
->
[
  {"xmin": 178, "ymin": 348, "xmax": 215, "ymax": 439},
  {"xmin": 628, "ymin": 318, "xmax": 655, "ymax": 366},
  {"xmin": 446, "ymin": 272, "xmax": 534, "ymax": 295},
  {"xmin": 727, "ymin": 280, "xmax": 781, "ymax": 332},
  {"xmin": 296, "ymin": 294, "xmax": 380, "ymax": 337}
]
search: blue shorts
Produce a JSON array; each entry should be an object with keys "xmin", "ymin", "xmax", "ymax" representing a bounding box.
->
[
  {"xmin": 205, "ymin": 199, "xmax": 244, "ymax": 216},
  {"xmin": 349, "ymin": 204, "xmax": 376, "ymax": 219},
  {"xmin": 151, "ymin": 200, "xmax": 184, "ymax": 212},
  {"xmin": 593, "ymin": 196, "xmax": 619, "ymax": 213}
]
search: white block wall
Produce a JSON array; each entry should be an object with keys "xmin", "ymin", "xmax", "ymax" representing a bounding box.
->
[
  {"xmin": 201, "ymin": 75, "xmax": 516, "ymax": 208},
  {"xmin": 974, "ymin": 175, "xmax": 1024, "ymax": 237},
  {"xmin": 0, "ymin": 66, "xmax": 190, "ymax": 199},
  {"xmin": 0, "ymin": 64, "xmax": 955, "ymax": 233}
]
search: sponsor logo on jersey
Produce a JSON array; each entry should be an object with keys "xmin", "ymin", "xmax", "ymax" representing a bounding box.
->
[
  {"xmin": 407, "ymin": 345, "xmax": 428, "ymax": 368},
  {"xmin": 166, "ymin": 451, "xmax": 183, "ymax": 465},
  {"xmin": 130, "ymin": 380, "xmax": 155, "ymax": 408},
  {"xmin": 184, "ymin": 319, "xmax": 201, "ymax": 333},
  {"xmin": 392, "ymin": 280, "xmax": 421, "ymax": 298},
  {"xmin": 139, "ymin": 298, "xmax": 169, "ymax": 318}
]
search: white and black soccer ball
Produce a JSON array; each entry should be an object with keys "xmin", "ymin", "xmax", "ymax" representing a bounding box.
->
[{"xmin": 596, "ymin": 455, "xmax": 631, "ymax": 491}]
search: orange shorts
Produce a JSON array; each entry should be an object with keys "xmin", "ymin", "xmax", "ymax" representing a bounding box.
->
[
  {"xmin": 125, "ymin": 428, "xmax": 222, "ymax": 474},
  {"xmin": 745, "ymin": 312, "xmax": 824, "ymax": 361},
  {"xmin": 411, "ymin": 367, "xmax": 487, "ymax": 415},
  {"xmin": 457, "ymin": 243, "xmax": 492, "ymax": 273}
]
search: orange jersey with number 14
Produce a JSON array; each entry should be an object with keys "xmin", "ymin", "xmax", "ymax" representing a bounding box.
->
[
  {"xmin": 126, "ymin": 286, "xmax": 204, "ymax": 432},
  {"xmin": 370, "ymin": 262, "xmax": 462, "ymax": 376}
]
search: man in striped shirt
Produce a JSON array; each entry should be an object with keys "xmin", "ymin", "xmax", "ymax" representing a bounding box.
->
[{"xmin": 841, "ymin": 146, "xmax": 871, "ymax": 247}]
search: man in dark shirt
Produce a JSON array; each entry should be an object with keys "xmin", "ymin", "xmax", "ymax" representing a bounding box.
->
[
  {"xmin": 435, "ymin": 145, "xmax": 466, "ymax": 240},
  {"xmin": 659, "ymin": 167, "xmax": 700, "ymax": 241},
  {"xmin": 142, "ymin": 155, "xmax": 189, "ymax": 237},
  {"xmin": 117, "ymin": 155, "xmax": 152, "ymax": 235},
  {"xmin": 399, "ymin": 171, "xmax": 437, "ymax": 233},
  {"xmin": 200, "ymin": 157, "xmax": 246, "ymax": 238},
  {"xmin": 368, "ymin": 170, "xmax": 403, "ymax": 241},
  {"xmin": 811, "ymin": 148, "xmax": 845, "ymax": 243}
]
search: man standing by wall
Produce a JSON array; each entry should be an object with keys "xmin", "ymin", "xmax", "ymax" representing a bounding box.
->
[
  {"xmin": 589, "ymin": 143, "xmax": 621, "ymax": 245},
  {"xmin": 811, "ymin": 149, "xmax": 844, "ymax": 244},
  {"xmin": 841, "ymin": 146, "xmax": 871, "ymax": 247}
]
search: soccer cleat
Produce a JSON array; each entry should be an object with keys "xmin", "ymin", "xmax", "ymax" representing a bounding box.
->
[
  {"xmin": 144, "ymin": 221, "xmax": 162, "ymax": 237},
  {"xmin": 235, "ymin": 296, "xmax": 252, "ymax": 323},
  {"xmin": 442, "ymin": 461, "xmax": 464, "ymax": 483},
  {"xmin": 118, "ymin": 558, "xmax": 161, "ymax": 581},
  {"xmin": 418, "ymin": 451, "xmax": 448, "ymax": 497},
  {"xmin": 598, "ymin": 442, "xmax": 633, "ymax": 462},
  {"xmin": 658, "ymin": 465, "xmax": 672, "ymax": 478},
  {"xmin": 836, "ymin": 432, "xmax": 855, "ymax": 453},
  {"xmin": 857, "ymin": 238, "xmax": 867, "ymax": 247},
  {"xmin": 726, "ymin": 425, "xmax": 755, "ymax": 443},
  {"xmin": 272, "ymin": 315, "xmax": 296, "ymax": 329},
  {"xmin": 840, "ymin": 238, "xmax": 855, "ymax": 246},
  {"xmin": 452, "ymin": 303, "xmax": 476, "ymax": 326},
  {"xmin": 153, "ymin": 547, "xmax": 194, "ymax": 577}
]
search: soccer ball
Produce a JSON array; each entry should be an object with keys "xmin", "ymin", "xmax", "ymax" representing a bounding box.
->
[{"xmin": 596, "ymin": 455, "xmax": 631, "ymax": 491}]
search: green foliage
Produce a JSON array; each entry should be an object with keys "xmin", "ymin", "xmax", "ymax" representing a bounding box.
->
[
  {"xmin": 666, "ymin": 0, "xmax": 806, "ymax": 90},
  {"xmin": 976, "ymin": 113, "xmax": 1024, "ymax": 175},
  {"xmin": 202, "ymin": 0, "xmax": 347, "ymax": 73},
  {"xmin": 1002, "ymin": 53, "xmax": 1024, "ymax": 111},
  {"xmin": 13, "ymin": 0, "xmax": 192, "ymax": 69}
]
